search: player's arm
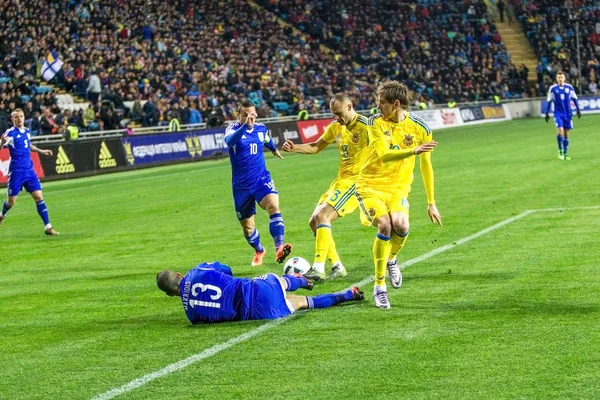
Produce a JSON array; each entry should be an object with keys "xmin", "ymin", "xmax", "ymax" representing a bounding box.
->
[
  {"xmin": 366, "ymin": 120, "xmax": 436, "ymax": 162},
  {"xmin": 571, "ymin": 88, "xmax": 582, "ymax": 118},
  {"xmin": 544, "ymin": 88, "xmax": 554, "ymax": 122},
  {"xmin": 30, "ymin": 144, "xmax": 52, "ymax": 156},
  {"xmin": 224, "ymin": 113, "xmax": 256, "ymax": 147},
  {"xmin": 0, "ymin": 133, "xmax": 7, "ymax": 148},
  {"xmin": 282, "ymin": 137, "xmax": 329, "ymax": 154},
  {"xmin": 419, "ymin": 150, "xmax": 442, "ymax": 225}
]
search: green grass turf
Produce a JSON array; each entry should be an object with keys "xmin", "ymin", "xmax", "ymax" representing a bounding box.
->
[{"xmin": 1, "ymin": 116, "xmax": 599, "ymax": 399}]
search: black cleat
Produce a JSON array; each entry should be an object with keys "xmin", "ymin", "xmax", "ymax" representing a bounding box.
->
[{"xmin": 351, "ymin": 286, "xmax": 365, "ymax": 301}]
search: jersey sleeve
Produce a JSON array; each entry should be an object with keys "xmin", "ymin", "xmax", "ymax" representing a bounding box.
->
[
  {"xmin": 320, "ymin": 123, "xmax": 338, "ymax": 144},
  {"xmin": 194, "ymin": 262, "xmax": 233, "ymax": 276},
  {"xmin": 369, "ymin": 119, "xmax": 388, "ymax": 157}
]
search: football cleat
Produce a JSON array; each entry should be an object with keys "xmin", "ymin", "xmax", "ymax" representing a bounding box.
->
[
  {"xmin": 275, "ymin": 243, "xmax": 293, "ymax": 264},
  {"xmin": 558, "ymin": 150, "xmax": 564, "ymax": 160},
  {"xmin": 373, "ymin": 288, "xmax": 391, "ymax": 309},
  {"xmin": 387, "ymin": 259, "xmax": 403, "ymax": 289},
  {"xmin": 303, "ymin": 267, "xmax": 326, "ymax": 283},
  {"xmin": 44, "ymin": 227, "xmax": 60, "ymax": 236},
  {"xmin": 563, "ymin": 154, "xmax": 571, "ymax": 161},
  {"xmin": 327, "ymin": 263, "xmax": 348, "ymax": 280},
  {"xmin": 351, "ymin": 286, "xmax": 365, "ymax": 301},
  {"xmin": 251, "ymin": 249, "xmax": 266, "ymax": 266}
]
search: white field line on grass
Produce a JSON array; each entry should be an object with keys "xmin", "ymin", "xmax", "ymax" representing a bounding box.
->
[{"xmin": 90, "ymin": 206, "xmax": 597, "ymax": 400}]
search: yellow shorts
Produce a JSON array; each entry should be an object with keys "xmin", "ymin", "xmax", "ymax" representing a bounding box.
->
[
  {"xmin": 318, "ymin": 178, "xmax": 359, "ymax": 217},
  {"xmin": 355, "ymin": 187, "xmax": 410, "ymax": 227}
]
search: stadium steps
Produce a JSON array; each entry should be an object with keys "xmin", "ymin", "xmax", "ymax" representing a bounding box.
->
[{"xmin": 494, "ymin": 22, "xmax": 539, "ymax": 82}]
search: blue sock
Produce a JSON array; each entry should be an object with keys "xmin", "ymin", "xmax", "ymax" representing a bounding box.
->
[
  {"xmin": 1, "ymin": 201, "xmax": 11, "ymax": 217},
  {"xmin": 245, "ymin": 229, "xmax": 264, "ymax": 253},
  {"xmin": 269, "ymin": 213, "xmax": 284, "ymax": 249},
  {"xmin": 563, "ymin": 138, "xmax": 569, "ymax": 155},
  {"xmin": 36, "ymin": 200, "xmax": 50, "ymax": 225},
  {"xmin": 556, "ymin": 134, "xmax": 564, "ymax": 151},
  {"xmin": 283, "ymin": 274, "xmax": 310, "ymax": 291},
  {"xmin": 306, "ymin": 290, "xmax": 352, "ymax": 309}
]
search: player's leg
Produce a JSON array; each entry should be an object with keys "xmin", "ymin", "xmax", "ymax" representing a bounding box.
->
[
  {"xmin": 562, "ymin": 124, "xmax": 572, "ymax": 160},
  {"xmin": 278, "ymin": 275, "xmax": 313, "ymax": 291},
  {"xmin": 356, "ymin": 188, "xmax": 392, "ymax": 308},
  {"xmin": 27, "ymin": 173, "xmax": 59, "ymax": 235},
  {"xmin": 258, "ymin": 192, "xmax": 292, "ymax": 263},
  {"xmin": 555, "ymin": 119, "xmax": 565, "ymax": 160},
  {"xmin": 235, "ymin": 188, "xmax": 266, "ymax": 265},
  {"xmin": 387, "ymin": 195, "xmax": 411, "ymax": 289},
  {"xmin": 288, "ymin": 287, "xmax": 364, "ymax": 311},
  {"xmin": 0, "ymin": 172, "xmax": 25, "ymax": 228},
  {"xmin": 305, "ymin": 203, "xmax": 340, "ymax": 281}
]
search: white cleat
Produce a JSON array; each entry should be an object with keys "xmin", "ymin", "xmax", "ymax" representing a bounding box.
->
[
  {"xmin": 327, "ymin": 263, "xmax": 348, "ymax": 280},
  {"xmin": 387, "ymin": 259, "xmax": 403, "ymax": 289},
  {"xmin": 373, "ymin": 288, "xmax": 391, "ymax": 309}
]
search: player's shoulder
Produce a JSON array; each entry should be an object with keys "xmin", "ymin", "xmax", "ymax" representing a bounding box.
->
[
  {"xmin": 549, "ymin": 83, "xmax": 558, "ymax": 91},
  {"xmin": 355, "ymin": 114, "xmax": 370, "ymax": 126},
  {"xmin": 408, "ymin": 112, "xmax": 432, "ymax": 136},
  {"xmin": 368, "ymin": 113, "xmax": 383, "ymax": 125},
  {"xmin": 254, "ymin": 122, "xmax": 266, "ymax": 130},
  {"xmin": 225, "ymin": 121, "xmax": 240, "ymax": 132},
  {"xmin": 3, "ymin": 127, "xmax": 16, "ymax": 136}
]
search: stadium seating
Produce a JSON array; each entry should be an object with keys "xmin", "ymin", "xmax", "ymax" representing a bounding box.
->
[{"xmin": 517, "ymin": 0, "xmax": 600, "ymax": 95}]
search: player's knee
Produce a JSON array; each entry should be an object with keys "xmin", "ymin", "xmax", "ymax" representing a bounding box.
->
[
  {"xmin": 376, "ymin": 218, "xmax": 392, "ymax": 237},
  {"xmin": 393, "ymin": 220, "xmax": 409, "ymax": 236},
  {"xmin": 314, "ymin": 211, "xmax": 331, "ymax": 226},
  {"xmin": 7, "ymin": 197, "xmax": 16, "ymax": 207}
]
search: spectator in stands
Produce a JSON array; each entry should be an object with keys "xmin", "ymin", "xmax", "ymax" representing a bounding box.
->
[
  {"xmin": 87, "ymin": 68, "xmax": 102, "ymax": 103},
  {"xmin": 40, "ymin": 108, "xmax": 58, "ymax": 136},
  {"xmin": 29, "ymin": 111, "xmax": 41, "ymax": 136},
  {"xmin": 130, "ymin": 99, "xmax": 144, "ymax": 124},
  {"xmin": 497, "ymin": 0, "xmax": 506, "ymax": 23}
]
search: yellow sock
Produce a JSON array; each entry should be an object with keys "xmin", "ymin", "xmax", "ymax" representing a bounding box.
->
[
  {"xmin": 390, "ymin": 231, "xmax": 409, "ymax": 259},
  {"xmin": 373, "ymin": 234, "xmax": 391, "ymax": 286},
  {"xmin": 314, "ymin": 224, "xmax": 333, "ymax": 264},
  {"xmin": 327, "ymin": 236, "xmax": 341, "ymax": 265}
]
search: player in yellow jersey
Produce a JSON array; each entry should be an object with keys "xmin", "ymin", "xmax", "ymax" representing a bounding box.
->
[
  {"xmin": 282, "ymin": 93, "xmax": 370, "ymax": 281},
  {"xmin": 355, "ymin": 81, "xmax": 442, "ymax": 308}
]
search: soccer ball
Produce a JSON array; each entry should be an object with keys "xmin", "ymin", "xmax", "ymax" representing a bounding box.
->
[{"xmin": 283, "ymin": 256, "xmax": 311, "ymax": 275}]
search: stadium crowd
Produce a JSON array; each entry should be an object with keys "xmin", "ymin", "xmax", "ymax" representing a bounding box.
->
[
  {"xmin": 3, "ymin": 0, "xmax": 592, "ymax": 134},
  {"xmin": 517, "ymin": 0, "xmax": 600, "ymax": 96}
]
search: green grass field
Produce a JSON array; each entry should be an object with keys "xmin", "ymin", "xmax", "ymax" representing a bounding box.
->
[{"xmin": 1, "ymin": 116, "xmax": 600, "ymax": 399}]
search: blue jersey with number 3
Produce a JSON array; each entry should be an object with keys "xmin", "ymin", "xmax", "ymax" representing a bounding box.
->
[
  {"xmin": 225, "ymin": 122, "xmax": 271, "ymax": 189},
  {"xmin": 2, "ymin": 127, "xmax": 34, "ymax": 172}
]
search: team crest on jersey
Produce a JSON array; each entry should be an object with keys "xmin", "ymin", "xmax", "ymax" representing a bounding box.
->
[
  {"xmin": 403, "ymin": 134, "xmax": 414, "ymax": 146},
  {"xmin": 352, "ymin": 133, "xmax": 360, "ymax": 143},
  {"xmin": 368, "ymin": 207, "xmax": 376, "ymax": 217}
]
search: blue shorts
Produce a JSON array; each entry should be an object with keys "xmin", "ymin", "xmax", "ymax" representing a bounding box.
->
[
  {"xmin": 554, "ymin": 115, "xmax": 573, "ymax": 130},
  {"xmin": 6, "ymin": 169, "xmax": 42, "ymax": 197},
  {"xmin": 246, "ymin": 273, "xmax": 294, "ymax": 320},
  {"xmin": 232, "ymin": 174, "xmax": 278, "ymax": 220}
]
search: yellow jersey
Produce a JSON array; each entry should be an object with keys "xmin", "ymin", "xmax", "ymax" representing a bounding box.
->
[
  {"xmin": 320, "ymin": 113, "xmax": 370, "ymax": 181},
  {"xmin": 356, "ymin": 112, "xmax": 434, "ymax": 197}
]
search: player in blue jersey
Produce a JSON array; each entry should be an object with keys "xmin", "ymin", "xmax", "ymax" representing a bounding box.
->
[
  {"xmin": 544, "ymin": 71, "xmax": 581, "ymax": 161},
  {"xmin": 0, "ymin": 109, "xmax": 59, "ymax": 235},
  {"xmin": 225, "ymin": 99, "xmax": 292, "ymax": 267},
  {"xmin": 156, "ymin": 262, "xmax": 365, "ymax": 324}
]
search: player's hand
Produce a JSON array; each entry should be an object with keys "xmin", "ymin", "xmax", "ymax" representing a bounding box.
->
[
  {"xmin": 40, "ymin": 149, "xmax": 53, "ymax": 156},
  {"xmin": 427, "ymin": 204, "xmax": 442, "ymax": 226},
  {"xmin": 577, "ymin": 111, "xmax": 582, "ymax": 119},
  {"xmin": 0, "ymin": 133, "xmax": 7, "ymax": 147},
  {"xmin": 272, "ymin": 149, "xmax": 284, "ymax": 159},
  {"xmin": 245, "ymin": 112, "xmax": 257, "ymax": 126},
  {"xmin": 545, "ymin": 114, "xmax": 549, "ymax": 123},
  {"xmin": 414, "ymin": 141, "xmax": 438, "ymax": 155},
  {"xmin": 282, "ymin": 139, "xmax": 294, "ymax": 152}
]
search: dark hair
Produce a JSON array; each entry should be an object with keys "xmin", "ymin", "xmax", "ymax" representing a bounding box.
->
[
  {"xmin": 238, "ymin": 99, "xmax": 255, "ymax": 113},
  {"xmin": 156, "ymin": 270, "xmax": 180, "ymax": 296},
  {"xmin": 556, "ymin": 71, "xmax": 566, "ymax": 76},
  {"xmin": 376, "ymin": 81, "xmax": 411, "ymax": 110}
]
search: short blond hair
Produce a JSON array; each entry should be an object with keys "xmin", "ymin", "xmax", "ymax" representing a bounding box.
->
[{"xmin": 376, "ymin": 81, "xmax": 411, "ymax": 110}]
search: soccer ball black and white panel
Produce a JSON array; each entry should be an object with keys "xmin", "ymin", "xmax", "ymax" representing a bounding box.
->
[{"xmin": 283, "ymin": 256, "xmax": 311, "ymax": 275}]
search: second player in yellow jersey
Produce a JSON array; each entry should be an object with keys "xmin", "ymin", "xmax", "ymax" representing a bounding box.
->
[
  {"xmin": 282, "ymin": 93, "xmax": 370, "ymax": 281},
  {"xmin": 354, "ymin": 81, "xmax": 442, "ymax": 309}
]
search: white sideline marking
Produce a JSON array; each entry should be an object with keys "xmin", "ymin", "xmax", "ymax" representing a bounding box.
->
[{"xmin": 91, "ymin": 207, "xmax": 596, "ymax": 399}]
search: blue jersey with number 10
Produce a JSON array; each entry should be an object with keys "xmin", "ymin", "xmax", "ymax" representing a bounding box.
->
[
  {"xmin": 225, "ymin": 122, "xmax": 272, "ymax": 189},
  {"xmin": 2, "ymin": 127, "xmax": 34, "ymax": 172}
]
